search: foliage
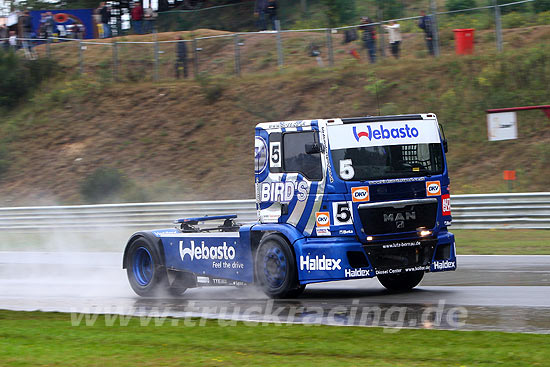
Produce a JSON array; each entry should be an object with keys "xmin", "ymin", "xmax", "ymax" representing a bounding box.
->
[
  {"xmin": 446, "ymin": 0, "xmax": 477, "ymax": 12},
  {"xmin": 80, "ymin": 167, "xmax": 126, "ymax": 203},
  {"xmin": 533, "ymin": 0, "xmax": 550, "ymax": 13},
  {"xmin": 196, "ymin": 74, "xmax": 225, "ymax": 103},
  {"xmin": 0, "ymin": 145, "xmax": 9, "ymax": 178},
  {"xmin": 0, "ymin": 51, "xmax": 57, "ymax": 110},
  {"xmin": 321, "ymin": 0, "xmax": 357, "ymax": 28}
]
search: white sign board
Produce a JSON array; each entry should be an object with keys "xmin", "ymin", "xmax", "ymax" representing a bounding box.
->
[
  {"xmin": 487, "ymin": 112, "xmax": 518, "ymax": 141},
  {"xmin": 327, "ymin": 120, "xmax": 441, "ymax": 150}
]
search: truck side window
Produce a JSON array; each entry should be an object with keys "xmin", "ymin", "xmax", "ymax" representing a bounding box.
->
[{"xmin": 283, "ymin": 131, "xmax": 323, "ymax": 181}]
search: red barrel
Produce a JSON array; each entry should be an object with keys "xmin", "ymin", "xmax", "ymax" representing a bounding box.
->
[{"xmin": 453, "ymin": 28, "xmax": 475, "ymax": 55}]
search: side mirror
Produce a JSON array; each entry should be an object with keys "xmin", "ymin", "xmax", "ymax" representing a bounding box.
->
[
  {"xmin": 443, "ymin": 139, "xmax": 448, "ymax": 153},
  {"xmin": 305, "ymin": 142, "xmax": 323, "ymax": 154}
]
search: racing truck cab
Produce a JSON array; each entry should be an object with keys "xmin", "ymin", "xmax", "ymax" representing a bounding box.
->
[{"xmin": 123, "ymin": 114, "xmax": 456, "ymax": 298}]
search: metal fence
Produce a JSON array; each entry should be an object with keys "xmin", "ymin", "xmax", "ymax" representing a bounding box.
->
[
  {"xmin": 0, "ymin": 193, "xmax": 549, "ymax": 231},
  {"xmin": 1, "ymin": 0, "xmax": 542, "ymax": 82}
]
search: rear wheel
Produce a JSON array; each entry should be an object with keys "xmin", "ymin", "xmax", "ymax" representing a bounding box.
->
[
  {"xmin": 126, "ymin": 237, "xmax": 186, "ymax": 297},
  {"xmin": 378, "ymin": 271, "xmax": 424, "ymax": 291},
  {"xmin": 255, "ymin": 234, "xmax": 303, "ymax": 299}
]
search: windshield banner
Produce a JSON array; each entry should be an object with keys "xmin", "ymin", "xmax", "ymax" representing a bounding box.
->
[{"xmin": 328, "ymin": 120, "xmax": 441, "ymax": 149}]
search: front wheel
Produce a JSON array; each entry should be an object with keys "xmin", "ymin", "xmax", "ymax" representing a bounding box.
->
[
  {"xmin": 255, "ymin": 234, "xmax": 303, "ymax": 299},
  {"xmin": 378, "ymin": 271, "xmax": 424, "ymax": 291}
]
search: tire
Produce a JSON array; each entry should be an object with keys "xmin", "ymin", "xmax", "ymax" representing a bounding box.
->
[
  {"xmin": 255, "ymin": 234, "xmax": 302, "ymax": 299},
  {"xmin": 378, "ymin": 271, "xmax": 424, "ymax": 291},
  {"xmin": 125, "ymin": 236, "xmax": 186, "ymax": 297}
]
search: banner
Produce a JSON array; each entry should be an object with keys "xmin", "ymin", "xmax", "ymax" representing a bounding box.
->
[{"xmin": 30, "ymin": 9, "xmax": 96, "ymax": 39}]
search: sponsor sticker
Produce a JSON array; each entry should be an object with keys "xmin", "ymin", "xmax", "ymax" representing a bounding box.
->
[
  {"xmin": 442, "ymin": 194, "xmax": 451, "ymax": 216},
  {"xmin": 300, "ymin": 255, "xmax": 342, "ymax": 271},
  {"xmin": 432, "ymin": 260, "xmax": 456, "ymax": 270},
  {"xmin": 426, "ymin": 181, "xmax": 441, "ymax": 196},
  {"xmin": 351, "ymin": 186, "xmax": 370, "ymax": 202},
  {"xmin": 315, "ymin": 212, "xmax": 330, "ymax": 227},
  {"xmin": 254, "ymin": 136, "xmax": 268, "ymax": 174},
  {"xmin": 345, "ymin": 268, "xmax": 371, "ymax": 278}
]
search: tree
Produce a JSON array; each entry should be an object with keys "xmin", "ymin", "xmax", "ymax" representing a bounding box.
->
[{"xmin": 446, "ymin": 0, "xmax": 476, "ymax": 12}]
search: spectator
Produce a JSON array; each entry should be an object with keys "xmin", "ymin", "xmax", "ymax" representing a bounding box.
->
[
  {"xmin": 175, "ymin": 35, "xmax": 188, "ymax": 79},
  {"xmin": 360, "ymin": 16, "xmax": 376, "ymax": 64},
  {"xmin": 20, "ymin": 10, "xmax": 36, "ymax": 59},
  {"xmin": 0, "ymin": 25, "xmax": 8, "ymax": 51},
  {"xmin": 254, "ymin": 0, "xmax": 268, "ymax": 31},
  {"xmin": 9, "ymin": 30, "xmax": 18, "ymax": 51},
  {"xmin": 143, "ymin": 6, "xmax": 157, "ymax": 34},
  {"xmin": 418, "ymin": 10, "xmax": 434, "ymax": 56},
  {"xmin": 131, "ymin": 2, "xmax": 143, "ymax": 35},
  {"xmin": 99, "ymin": 2, "xmax": 111, "ymax": 38},
  {"xmin": 93, "ymin": 7, "xmax": 102, "ymax": 38},
  {"xmin": 383, "ymin": 20, "xmax": 401, "ymax": 59},
  {"xmin": 265, "ymin": 0, "xmax": 278, "ymax": 30}
]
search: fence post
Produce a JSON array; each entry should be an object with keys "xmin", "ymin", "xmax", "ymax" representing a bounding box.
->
[
  {"xmin": 275, "ymin": 19, "xmax": 284, "ymax": 68},
  {"xmin": 193, "ymin": 38, "xmax": 199, "ymax": 78},
  {"xmin": 430, "ymin": 0, "xmax": 441, "ymax": 57},
  {"xmin": 45, "ymin": 37, "xmax": 51, "ymax": 58},
  {"xmin": 326, "ymin": 28, "xmax": 334, "ymax": 67},
  {"xmin": 233, "ymin": 34, "xmax": 241, "ymax": 76},
  {"xmin": 112, "ymin": 41, "xmax": 118, "ymax": 81},
  {"xmin": 78, "ymin": 40, "xmax": 84, "ymax": 74},
  {"xmin": 493, "ymin": 0, "xmax": 503, "ymax": 52},
  {"xmin": 153, "ymin": 38, "xmax": 159, "ymax": 82}
]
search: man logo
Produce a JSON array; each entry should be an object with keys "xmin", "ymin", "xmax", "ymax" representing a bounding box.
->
[
  {"xmin": 315, "ymin": 212, "xmax": 330, "ymax": 227},
  {"xmin": 351, "ymin": 186, "xmax": 370, "ymax": 202},
  {"xmin": 426, "ymin": 181, "xmax": 441, "ymax": 196}
]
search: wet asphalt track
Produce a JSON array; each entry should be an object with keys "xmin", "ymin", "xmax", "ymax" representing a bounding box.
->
[{"xmin": 0, "ymin": 252, "xmax": 549, "ymax": 333}]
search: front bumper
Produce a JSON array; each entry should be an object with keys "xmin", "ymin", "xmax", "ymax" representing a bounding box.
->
[{"xmin": 295, "ymin": 231, "xmax": 456, "ymax": 284}]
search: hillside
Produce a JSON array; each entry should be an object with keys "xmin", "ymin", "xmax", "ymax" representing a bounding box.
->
[{"xmin": 0, "ymin": 32, "xmax": 549, "ymax": 205}]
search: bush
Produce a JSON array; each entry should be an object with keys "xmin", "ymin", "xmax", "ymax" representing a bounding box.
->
[
  {"xmin": 533, "ymin": 0, "xmax": 550, "ymax": 13},
  {"xmin": 446, "ymin": 0, "xmax": 477, "ymax": 12},
  {"xmin": 0, "ymin": 145, "xmax": 9, "ymax": 178},
  {"xmin": 80, "ymin": 167, "xmax": 126, "ymax": 203},
  {"xmin": 0, "ymin": 51, "xmax": 57, "ymax": 110}
]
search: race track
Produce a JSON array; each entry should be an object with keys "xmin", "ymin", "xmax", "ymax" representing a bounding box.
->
[{"xmin": 1, "ymin": 252, "xmax": 549, "ymax": 333}]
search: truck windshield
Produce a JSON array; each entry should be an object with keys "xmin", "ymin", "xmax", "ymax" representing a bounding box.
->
[{"xmin": 331, "ymin": 143, "xmax": 444, "ymax": 181}]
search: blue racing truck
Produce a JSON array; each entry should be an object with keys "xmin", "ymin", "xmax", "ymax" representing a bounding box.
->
[{"xmin": 123, "ymin": 114, "xmax": 456, "ymax": 298}]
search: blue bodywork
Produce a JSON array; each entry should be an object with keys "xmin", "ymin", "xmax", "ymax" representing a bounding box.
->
[{"xmin": 133, "ymin": 115, "xmax": 456, "ymax": 287}]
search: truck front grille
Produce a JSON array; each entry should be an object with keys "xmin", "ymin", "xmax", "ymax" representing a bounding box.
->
[{"xmin": 358, "ymin": 199, "xmax": 437, "ymax": 235}]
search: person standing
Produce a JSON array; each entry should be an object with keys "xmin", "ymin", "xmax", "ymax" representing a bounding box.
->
[
  {"xmin": 99, "ymin": 2, "xmax": 111, "ymax": 38},
  {"xmin": 0, "ymin": 25, "xmax": 8, "ymax": 50},
  {"xmin": 383, "ymin": 20, "xmax": 401, "ymax": 59},
  {"xmin": 131, "ymin": 2, "xmax": 143, "ymax": 35},
  {"xmin": 265, "ymin": 0, "xmax": 278, "ymax": 30},
  {"xmin": 175, "ymin": 35, "xmax": 188, "ymax": 79},
  {"xmin": 254, "ymin": 0, "xmax": 268, "ymax": 31},
  {"xmin": 360, "ymin": 16, "xmax": 376, "ymax": 64},
  {"xmin": 143, "ymin": 6, "xmax": 157, "ymax": 34},
  {"xmin": 418, "ymin": 10, "xmax": 434, "ymax": 56}
]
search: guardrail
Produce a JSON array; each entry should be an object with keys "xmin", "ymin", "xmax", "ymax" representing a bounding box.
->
[{"xmin": 0, "ymin": 193, "xmax": 549, "ymax": 231}]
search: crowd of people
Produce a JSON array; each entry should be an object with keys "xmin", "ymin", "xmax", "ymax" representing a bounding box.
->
[{"xmin": 353, "ymin": 11, "xmax": 435, "ymax": 64}]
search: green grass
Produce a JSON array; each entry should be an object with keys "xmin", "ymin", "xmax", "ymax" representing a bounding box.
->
[
  {"xmin": 0, "ymin": 310, "xmax": 549, "ymax": 366},
  {"xmin": 453, "ymin": 229, "xmax": 550, "ymax": 255},
  {"xmin": 0, "ymin": 229, "xmax": 548, "ymax": 254}
]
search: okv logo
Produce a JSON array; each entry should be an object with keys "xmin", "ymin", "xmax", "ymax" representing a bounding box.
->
[
  {"xmin": 426, "ymin": 181, "xmax": 441, "ymax": 196},
  {"xmin": 351, "ymin": 186, "xmax": 370, "ymax": 202},
  {"xmin": 353, "ymin": 124, "xmax": 420, "ymax": 142},
  {"xmin": 315, "ymin": 212, "xmax": 330, "ymax": 227},
  {"xmin": 179, "ymin": 240, "xmax": 236, "ymax": 261}
]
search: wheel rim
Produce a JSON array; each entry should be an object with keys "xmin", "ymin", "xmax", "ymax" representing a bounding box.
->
[
  {"xmin": 262, "ymin": 246, "xmax": 287, "ymax": 288},
  {"xmin": 133, "ymin": 247, "xmax": 153, "ymax": 286}
]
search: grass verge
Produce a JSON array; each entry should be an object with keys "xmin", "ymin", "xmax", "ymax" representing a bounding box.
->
[
  {"xmin": 453, "ymin": 229, "xmax": 550, "ymax": 255},
  {"xmin": 0, "ymin": 310, "xmax": 549, "ymax": 366}
]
